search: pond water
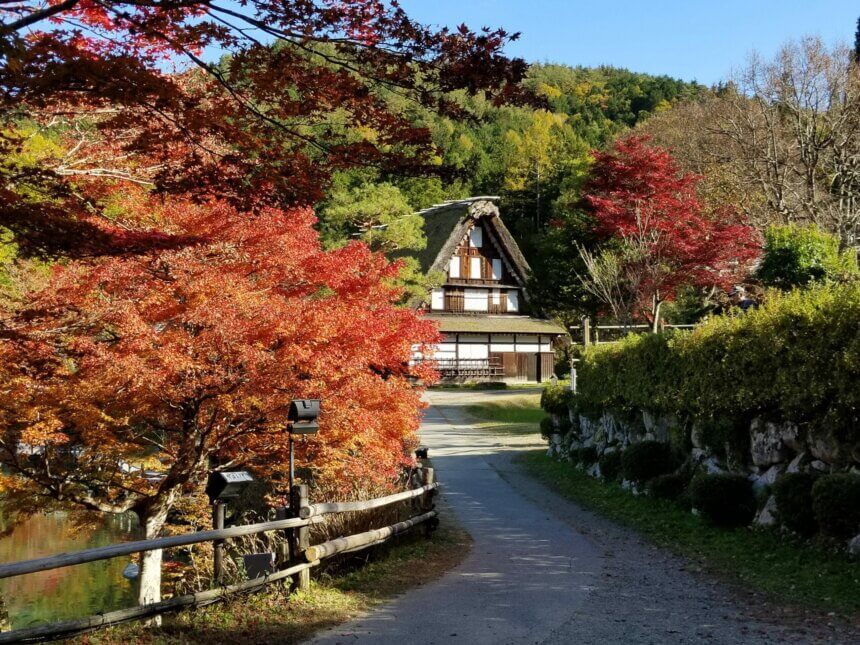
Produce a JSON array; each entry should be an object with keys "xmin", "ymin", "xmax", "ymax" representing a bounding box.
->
[{"xmin": 0, "ymin": 510, "xmax": 141, "ymax": 629}]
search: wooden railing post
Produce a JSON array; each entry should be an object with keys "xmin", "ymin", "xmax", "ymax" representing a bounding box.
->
[
  {"xmin": 289, "ymin": 484, "xmax": 310, "ymax": 593},
  {"xmin": 582, "ymin": 316, "xmax": 591, "ymax": 346},
  {"xmin": 212, "ymin": 502, "xmax": 226, "ymax": 585},
  {"xmin": 275, "ymin": 505, "xmax": 290, "ymax": 570},
  {"xmin": 419, "ymin": 468, "xmax": 437, "ymax": 537}
]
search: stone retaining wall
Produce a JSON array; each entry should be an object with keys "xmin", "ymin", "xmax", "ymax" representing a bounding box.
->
[{"xmin": 546, "ymin": 405, "xmax": 860, "ymax": 532}]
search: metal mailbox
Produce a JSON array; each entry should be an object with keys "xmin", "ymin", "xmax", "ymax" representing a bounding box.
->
[{"xmin": 205, "ymin": 470, "xmax": 255, "ymax": 503}]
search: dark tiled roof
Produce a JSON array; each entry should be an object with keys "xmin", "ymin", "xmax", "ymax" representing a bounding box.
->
[{"xmin": 424, "ymin": 313, "xmax": 566, "ymax": 335}]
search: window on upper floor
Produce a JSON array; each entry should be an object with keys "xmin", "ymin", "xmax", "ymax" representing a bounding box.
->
[
  {"xmin": 491, "ymin": 258, "xmax": 502, "ymax": 281},
  {"xmin": 448, "ymin": 256, "xmax": 460, "ymax": 279},
  {"xmin": 506, "ymin": 290, "xmax": 519, "ymax": 312},
  {"xmin": 431, "ymin": 288, "xmax": 444, "ymax": 310},
  {"xmin": 469, "ymin": 256, "xmax": 482, "ymax": 279},
  {"xmin": 469, "ymin": 226, "xmax": 482, "ymax": 248}
]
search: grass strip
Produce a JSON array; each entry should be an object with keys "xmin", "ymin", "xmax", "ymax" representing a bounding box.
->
[
  {"xmin": 519, "ymin": 450, "xmax": 860, "ymax": 618},
  {"xmin": 76, "ymin": 510, "xmax": 470, "ymax": 644},
  {"xmin": 464, "ymin": 394, "xmax": 545, "ymax": 435}
]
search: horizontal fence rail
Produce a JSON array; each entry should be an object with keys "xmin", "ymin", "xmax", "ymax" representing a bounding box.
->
[
  {"xmin": 0, "ymin": 467, "xmax": 439, "ymax": 643},
  {"xmin": 305, "ymin": 511, "xmax": 438, "ymax": 561},
  {"xmin": 0, "ymin": 515, "xmax": 320, "ymax": 581},
  {"xmin": 301, "ymin": 482, "xmax": 438, "ymax": 518},
  {"xmin": 0, "ymin": 560, "xmax": 320, "ymax": 645},
  {"xmin": 569, "ymin": 317, "xmax": 699, "ymax": 346}
]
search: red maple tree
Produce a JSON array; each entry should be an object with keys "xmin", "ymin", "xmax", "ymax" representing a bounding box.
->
[
  {"xmin": 0, "ymin": 199, "xmax": 439, "ymax": 604},
  {"xmin": 582, "ymin": 136, "xmax": 761, "ymax": 325},
  {"xmin": 1, "ymin": 0, "xmax": 526, "ymax": 256}
]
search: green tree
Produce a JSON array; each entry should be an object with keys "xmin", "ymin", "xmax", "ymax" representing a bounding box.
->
[
  {"xmin": 504, "ymin": 110, "xmax": 586, "ymax": 228},
  {"xmin": 756, "ymin": 224, "xmax": 859, "ymax": 289},
  {"xmin": 321, "ymin": 183, "xmax": 425, "ymax": 253},
  {"xmin": 854, "ymin": 16, "xmax": 860, "ymax": 64}
]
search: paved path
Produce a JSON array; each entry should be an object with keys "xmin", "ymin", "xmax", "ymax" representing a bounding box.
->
[{"xmin": 309, "ymin": 390, "xmax": 857, "ymax": 645}]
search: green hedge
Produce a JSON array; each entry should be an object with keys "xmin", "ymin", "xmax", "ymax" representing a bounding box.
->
[
  {"xmin": 598, "ymin": 450, "xmax": 623, "ymax": 482},
  {"xmin": 690, "ymin": 474, "xmax": 756, "ymax": 527},
  {"xmin": 621, "ymin": 440, "xmax": 677, "ymax": 485},
  {"xmin": 774, "ymin": 473, "xmax": 820, "ymax": 537},
  {"xmin": 574, "ymin": 283, "xmax": 860, "ymax": 445},
  {"xmin": 811, "ymin": 474, "xmax": 860, "ymax": 539},
  {"xmin": 540, "ymin": 383, "xmax": 574, "ymax": 415}
]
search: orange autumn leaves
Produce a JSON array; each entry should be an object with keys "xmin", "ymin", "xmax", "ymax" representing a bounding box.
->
[{"xmin": 0, "ymin": 198, "xmax": 439, "ymax": 520}]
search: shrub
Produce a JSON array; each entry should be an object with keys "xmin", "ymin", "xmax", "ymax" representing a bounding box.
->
[
  {"xmin": 690, "ymin": 474, "xmax": 756, "ymax": 527},
  {"xmin": 648, "ymin": 472, "xmax": 688, "ymax": 500},
  {"xmin": 571, "ymin": 446, "xmax": 598, "ymax": 466},
  {"xmin": 539, "ymin": 416, "xmax": 555, "ymax": 440},
  {"xmin": 811, "ymin": 474, "xmax": 860, "ymax": 539},
  {"xmin": 621, "ymin": 440, "xmax": 676, "ymax": 484},
  {"xmin": 598, "ymin": 450, "xmax": 623, "ymax": 482},
  {"xmin": 773, "ymin": 473, "xmax": 819, "ymax": 536},
  {"xmin": 540, "ymin": 383, "xmax": 573, "ymax": 415},
  {"xmin": 756, "ymin": 224, "xmax": 858, "ymax": 290},
  {"xmin": 575, "ymin": 282, "xmax": 860, "ymax": 445}
]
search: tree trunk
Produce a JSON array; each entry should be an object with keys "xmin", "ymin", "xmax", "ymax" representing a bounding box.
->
[
  {"xmin": 137, "ymin": 501, "xmax": 170, "ymax": 625},
  {"xmin": 651, "ymin": 296, "xmax": 664, "ymax": 333}
]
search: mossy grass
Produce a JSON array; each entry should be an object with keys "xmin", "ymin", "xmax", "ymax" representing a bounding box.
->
[
  {"xmin": 75, "ymin": 508, "xmax": 470, "ymax": 644},
  {"xmin": 519, "ymin": 451, "xmax": 860, "ymax": 618},
  {"xmin": 464, "ymin": 394, "xmax": 545, "ymax": 435}
]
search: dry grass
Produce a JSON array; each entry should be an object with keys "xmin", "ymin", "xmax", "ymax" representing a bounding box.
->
[{"xmin": 73, "ymin": 503, "xmax": 470, "ymax": 645}]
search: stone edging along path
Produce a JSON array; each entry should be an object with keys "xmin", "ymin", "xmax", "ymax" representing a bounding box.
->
[{"xmin": 307, "ymin": 389, "xmax": 858, "ymax": 645}]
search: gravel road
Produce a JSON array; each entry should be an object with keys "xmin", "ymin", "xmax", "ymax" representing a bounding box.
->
[{"xmin": 307, "ymin": 389, "xmax": 858, "ymax": 645}]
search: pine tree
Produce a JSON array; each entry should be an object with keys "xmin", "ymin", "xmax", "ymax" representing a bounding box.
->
[{"xmin": 854, "ymin": 16, "xmax": 860, "ymax": 64}]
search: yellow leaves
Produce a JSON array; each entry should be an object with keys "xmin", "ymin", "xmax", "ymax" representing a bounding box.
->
[
  {"xmin": 21, "ymin": 417, "xmax": 69, "ymax": 446},
  {"xmin": 535, "ymin": 82, "xmax": 562, "ymax": 100},
  {"xmin": 654, "ymin": 99, "xmax": 672, "ymax": 113},
  {"xmin": 354, "ymin": 125, "xmax": 379, "ymax": 143}
]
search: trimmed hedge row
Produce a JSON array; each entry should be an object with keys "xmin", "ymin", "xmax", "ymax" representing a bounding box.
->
[
  {"xmin": 563, "ymin": 439, "xmax": 860, "ymax": 535},
  {"xmin": 574, "ymin": 282, "xmax": 860, "ymax": 443}
]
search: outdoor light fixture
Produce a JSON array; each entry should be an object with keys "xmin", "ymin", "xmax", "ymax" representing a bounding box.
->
[
  {"xmin": 205, "ymin": 470, "xmax": 255, "ymax": 504},
  {"xmin": 287, "ymin": 399, "xmax": 321, "ymax": 492}
]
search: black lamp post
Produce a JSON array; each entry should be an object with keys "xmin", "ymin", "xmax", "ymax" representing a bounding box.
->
[{"xmin": 287, "ymin": 399, "xmax": 321, "ymax": 493}]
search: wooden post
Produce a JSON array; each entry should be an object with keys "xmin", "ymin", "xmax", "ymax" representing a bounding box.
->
[
  {"xmin": 289, "ymin": 484, "xmax": 310, "ymax": 593},
  {"xmin": 275, "ymin": 506, "xmax": 289, "ymax": 569},
  {"xmin": 212, "ymin": 502, "xmax": 226, "ymax": 585},
  {"xmin": 582, "ymin": 317, "xmax": 591, "ymax": 346},
  {"xmin": 420, "ymin": 468, "xmax": 437, "ymax": 537}
]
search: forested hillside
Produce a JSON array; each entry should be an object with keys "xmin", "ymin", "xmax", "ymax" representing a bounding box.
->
[{"xmin": 317, "ymin": 64, "xmax": 704, "ymax": 247}]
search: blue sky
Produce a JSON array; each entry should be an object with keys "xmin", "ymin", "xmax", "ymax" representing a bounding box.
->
[{"xmin": 398, "ymin": 0, "xmax": 859, "ymax": 85}]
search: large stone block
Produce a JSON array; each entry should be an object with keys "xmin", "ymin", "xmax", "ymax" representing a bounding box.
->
[
  {"xmin": 754, "ymin": 495, "xmax": 778, "ymax": 527},
  {"xmin": 750, "ymin": 418, "xmax": 790, "ymax": 467},
  {"xmin": 779, "ymin": 421, "xmax": 805, "ymax": 453},
  {"xmin": 786, "ymin": 452, "xmax": 810, "ymax": 474},
  {"xmin": 641, "ymin": 409, "xmax": 675, "ymax": 443},
  {"xmin": 750, "ymin": 463, "xmax": 784, "ymax": 493},
  {"xmin": 807, "ymin": 427, "xmax": 841, "ymax": 464}
]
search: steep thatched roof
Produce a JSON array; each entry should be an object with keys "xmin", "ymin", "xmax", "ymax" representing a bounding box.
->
[{"xmin": 403, "ymin": 197, "xmax": 531, "ymax": 283}]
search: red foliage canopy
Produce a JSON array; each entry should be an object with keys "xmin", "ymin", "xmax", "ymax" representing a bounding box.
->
[
  {"xmin": 1, "ymin": 1, "xmax": 526, "ymax": 256},
  {"xmin": 583, "ymin": 135, "xmax": 761, "ymax": 307},
  {"xmin": 0, "ymin": 200, "xmax": 439, "ymax": 533}
]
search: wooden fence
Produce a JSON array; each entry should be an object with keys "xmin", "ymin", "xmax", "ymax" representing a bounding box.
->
[
  {"xmin": 570, "ymin": 317, "xmax": 697, "ymax": 345},
  {"xmin": 0, "ymin": 468, "xmax": 438, "ymax": 644}
]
